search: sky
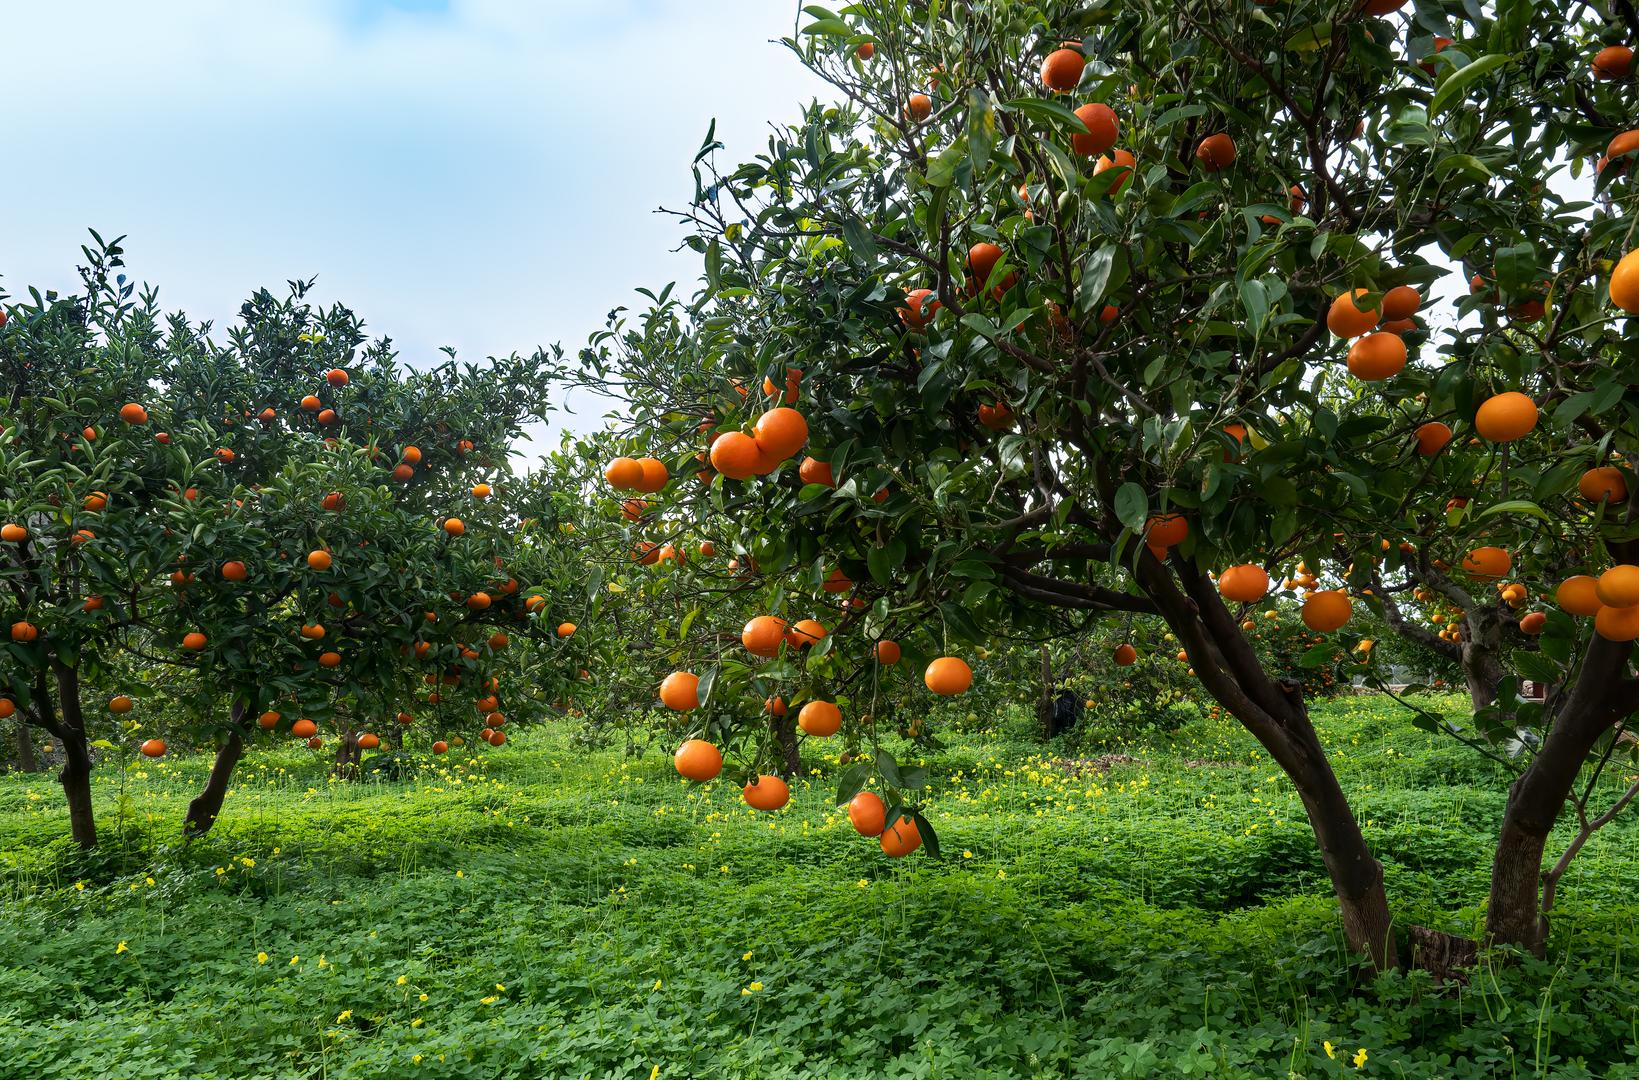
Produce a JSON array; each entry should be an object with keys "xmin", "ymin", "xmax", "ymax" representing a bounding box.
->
[{"xmin": 0, "ymin": 0, "xmax": 826, "ymax": 442}]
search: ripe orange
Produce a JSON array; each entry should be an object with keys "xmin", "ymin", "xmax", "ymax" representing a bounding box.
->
[
  {"xmin": 907, "ymin": 93, "xmax": 932, "ymax": 121},
  {"xmin": 876, "ymin": 639, "xmax": 901, "ymax": 664},
  {"xmin": 968, "ymin": 241, "xmax": 1004, "ymax": 290},
  {"xmin": 699, "ymin": 540, "xmax": 716, "ymax": 557},
  {"xmin": 848, "ymin": 791, "xmax": 887, "ymax": 837},
  {"xmin": 753, "ymin": 407, "xmax": 808, "ymax": 461},
  {"xmin": 257, "ymin": 710, "xmax": 281, "ymax": 730},
  {"xmin": 1094, "ymin": 149, "xmax": 1136, "ymax": 193},
  {"xmin": 1595, "ymin": 602, "xmax": 1639, "ymax": 641},
  {"xmin": 83, "ymin": 595, "xmax": 104, "ymax": 611},
  {"xmin": 1611, "ymin": 249, "xmax": 1639, "ymax": 313},
  {"xmin": 486, "ymin": 729, "xmax": 506, "ymax": 747},
  {"xmin": 788, "ymin": 618, "xmax": 828, "ymax": 647},
  {"xmin": 1346, "ymin": 332, "xmax": 1407, "ymax": 380},
  {"xmin": 605, "ymin": 457, "xmax": 643, "ymax": 489},
  {"xmin": 118, "ymin": 403, "xmax": 149, "ymax": 424},
  {"xmin": 221, "ymin": 560, "xmax": 247, "ymax": 582},
  {"xmin": 557, "ymin": 622, "xmax": 576, "ymax": 637},
  {"xmin": 1380, "ymin": 285, "xmax": 1421, "ymax": 321},
  {"xmin": 214, "ymin": 448, "xmax": 235, "ymax": 463},
  {"xmin": 1327, "ymin": 289, "xmax": 1380, "ymax": 338},
  {"xmin": 471, "ymin": 483, "xmax": 491, "ymax": 499},
  {"xmin": 898, "ymin": 288, "xmax": 940, "ymax": 328},
  {"xmin": 393, "ymin": 464, "xmax": 414, "ymax": 482},
  {"xmin": 924, "ymin": 656, "xmax": 973, "ymax": 695},
  {"xmin": 318, "ymin": 651, "xmax": 341, "ymax": 668},
  {"xmin": 109, "ymin": 695, "xmax": 134, "ymax": 715},
  {"xmin": 300, "ymin": 395, "xmax": 321, "ymax": 412},
  {"xmin": 467, "ymin": 592, "xmax": 492, "ymax": 611},
  {"xmin": 1145, "ymin": 513, "xmax": 1188, "ymax": 548},
  {"xmin": 1579, "ymin": 466, "xmax": 1629, "ymax": 503},
  {"xmin": 1218, "ymin": 564, "xmax": 1269, "ymax": 603},
  {"xmin": 1040, "ymin": 48, "xmax": 1085, "ymax": 92},
  {"xmin": 1596, "ymin": 565, "xmax": 1639, "ymax": 607},
  {"xmin": 139, "ymin": 738, "xmax": 166, "ymax": 758},
  {"xmin": 1, "ymin": 524, "xmax": 27, "ymax": 542},
  {"xmin": 432, "ymin": 740, "xmax": 449, "ymax": 754},
  {"xmin": 306, "ymin": 736, "xmax": 324, "ymax": 750},
  {"xmin": 443, "ymin": 518, "xmax": 465, "ymax": 537},
  {"xmin": 326, "ymin": 368, "xmax": 349, "ymax": 387},
  {"xmin": 402, "ymin": 445, "xmax": 423, "ymax": 465},
  {"xmin": 821, "ymin": 568, "xmax": 852, "ymax": 594},
  {"xmin": 978, "ymin": 403, "xmax": 1014, "ymax": 430},
  {"xmin": 357, "ymin": 732, "xmax": 380, "ymax": 750},
  {"xmin": 798, "ymin": 700, "xmax": 842, "ymax": 737},
  {"xmin": 856, "ymin": 42, "xmax": 874, "ymax": 60},
  {"xmin": 1461, "ymin": 546, "xmax": 1511, "ymax": 579},
  {"xmin": 710, "ymin": 432, "xmax": 764, "ymax": 480},
  {"xmin": 1194, "ymin": 132, "xmax": 1235, "ymax": 171},
  {"xmin": 300, "ymin": 624, "xmax": 325, "ymax": 640},
  {"xmin": 798, "ymin": 457, "xmax": 836, "ymax": 487},
  {"xmin": 659, "ymin": 671, "xmax": 700, "ymax": 711},
  {"xmin": 743, "ymin": 775, "xmax": 790, "ymax": 811},
  {"xmin": 292, "ymin": 719, "xmax": 317, "ymax": 738},
  {"xmin": 675, "ymin": 740, "xmax": 721, "ymax": 780},
  {"xmin": 742, "ymin": 615, "xmax": 789, "ymax": 657},
  {"xmin": 1301, "ymin": 591, "xmax": 1352, "ymax": 632},
  {"xmin": 1414, "ymin": 421, "xmax": 1452, "ymax": 457},
  {"xmin": 880, "ymin": 815, "xmax": 923, "ymax": 857},
  {"xmin": 1071, "ymin": 103, "xmax": 1118, "ymax": 156},
  {"xmin": 488, "ymin": 632, "xmax": 509, "ymax": 651},
  {"xmin": 635, "ymin": 457, "xmax": 670, "ymax": 493},
  {"xmin": 764, "ymin": 696, "xmax": 788, "ymax": 717},
  {"xmin": 1595, "ymin": 44, "xmax": 1635, "ymax": 79},
  {"xmin": 322, "ymin": 491, "xmax": 346, "ymax": 512},
  {"xmin": 1474, "ymin": 392, "xmax": 1538, "ymax": 442},
  {"xmin": 182, "ymin": 632, "xmax": 207, "ymax": 650},
  {"xmin": 1113, "ymin": 643, "xmax": 1137, "ymax": 666},
  {"xmin": 1518, "ymin": 611, "xmax": 1548, "ymax": 635},
  {"xmin": 316, "ymin": 409, "xmax": 338, "ymax": 426}
]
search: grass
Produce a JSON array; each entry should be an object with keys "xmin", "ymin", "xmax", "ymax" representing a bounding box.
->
[{"xmin": 0, "ymin": 695, "xmax": 1636, "ymax": 1078}]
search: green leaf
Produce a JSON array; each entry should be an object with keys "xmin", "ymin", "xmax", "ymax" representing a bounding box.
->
[
  {"xmin": 1431, "ymin": 54, "xmax": 1512, "ymax": 116},
  {"xmin": 1114, "ymin": 482, "xmax": 1148, "ymax": 532},
  {"xmin": 800, "ymin": 18, "xmax": 851, "ymax": 36},
  {"xmin": 1077, "ymin": 245, "xmax": 1116, "ymax": 313},
  {"xmin": 835, "ymin": 761, "xmax": 870, "ymax": 805},
  {"xmin": 1477, "ymin": 498, "xmax": 1549, "ymax": 522},
  {"xmin": 1285, "ymin": 23, "xmax": 1332, "ymax": 52}
]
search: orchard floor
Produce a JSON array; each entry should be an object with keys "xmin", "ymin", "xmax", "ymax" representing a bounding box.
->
[{"xmin": 1, "ymin": 696, "xmax": 1637, "ymax": 1079}]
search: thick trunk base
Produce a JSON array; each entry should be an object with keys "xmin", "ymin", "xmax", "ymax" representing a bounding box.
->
[
  {"xmin": 59, "ymin": 733, "xmax": 97, "ymax": 849},
  {"xmin": 184, "ymin": 733, "xmax": 246, "ymax": 838},
  {"xmin": 1408, "ymin": 926, "xmax": 1479, "ymax": 985}
]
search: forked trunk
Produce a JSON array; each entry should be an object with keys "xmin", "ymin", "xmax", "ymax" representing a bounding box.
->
[
  {"xmin": 1461, "ymin": 606, "xmax": 1507, "ymax": 711},
  {"xmin": 184, "ymin": 724, "xmax": 246, "ymax": 838}
]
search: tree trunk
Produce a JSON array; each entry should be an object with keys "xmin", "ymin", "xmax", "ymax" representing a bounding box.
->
[
  {"xmin": 184, "ymin": 725, "xmax": 246, "ymax": 838},
  {"xmin": 1485, "ymin": 632, "xmax": 1633, "ymax": 954},
  {"xmin": 13, "ymin": 721, "xmax": 39, "ymax": 773},
  {"xmin": 1461, "ymin": 606, "xmax": 1507, "ymax": 711},
  {"xmin": 51, "ymin": 661, "xmax": 97, "ymax": 848},
  {"xmin": 1036, "ymin": 644, "xmax": 1053, "ymax": 738},
  {"xmin": 333, "ymin": 732, "xmax": 361, "ymax": 778},
  {"xmin": 770, "ymin": 711, "xmax": 800, "ymax": 777}
]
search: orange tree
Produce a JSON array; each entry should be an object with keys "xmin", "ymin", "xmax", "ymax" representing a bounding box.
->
[
  {"xmin": 567, "ymin": 1, "xmax": 1639, "ymax": 966},
  {"xmin": 1, "ymin": 236, "xmax": 578, "ymax": 845}
]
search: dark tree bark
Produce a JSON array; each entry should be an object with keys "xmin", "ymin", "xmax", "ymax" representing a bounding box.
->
[
  {"xmin": 333, "ymin": 732, "xmax": 362, "ymax": 779},
  {"xmin": 770, "ymin": 711, "xmax": 800, "ymax": 778},
  {"xmin": 183, "ymin": 705, "xmax": 248, "ymax": 838},
  {"xmin": 50, "ymin": 662, "xmax": 96, "ymax": 848},
  {"xmin": 13, "ymin": 721, "xmax": 39, "ymax": 773},
  {"xmin": 1460, "ymin": 605, "xmax": 1508, "ymax": 711},
  {"xmin": 1036, "ymin": 644, "xmax": 1053, "ymax": 738}
]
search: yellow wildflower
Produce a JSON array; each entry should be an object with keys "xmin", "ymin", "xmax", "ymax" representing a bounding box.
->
[
  {"xmin": 1353, "ymin": 1048, "xmax": 1368, "ymax": 1068},
  {"xmin": 257, "ymin": 952, "xmax": 269, "ymax": 964},
  {"xmin": 115, "ymin": 941, "xmax": 128, "ymax": 954}
]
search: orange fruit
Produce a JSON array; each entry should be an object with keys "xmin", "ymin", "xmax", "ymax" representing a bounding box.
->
[
  {"xmin": 556, "ymin": 622, "xmax": 576, "ymax": 637},
  {"xmin": 798, "ymin": 457, "xmax": 836, "ymax": 487},
  {"xmin": 1194, "ymin": 132, "xmax": 1235, "ymax": 171},
  {"xmin": 1595, "ymin": 44, "xmax": 1634, "ymax": 79},
  {"xmin": 392, "ymin": 464, "xmax": 414, "ymax": 482},
  {"xmin": 182, "ymin": 632, "xmax": 207, "ymax": 650},
  {"xmin": 1094, "ymin": 149, "xmax": 1136, "ymax": 193},
  {"xmin": 221, "ymin": 560, "xmax": 248, "ymax": 582},
  {"xmin": 798, "ymin": 700, "xmax": 842, "ymax": 737},
  {"xmin": 321, "ymin": 491, "xmax": 346, "ymax": 511},
  {"xmin": 402, "ymin": 445, "xmax": 423, "ymax": 465},
  {"xmin": 1327, "ymin": 288, "xmax": 1380, "ymax": 338},
  {"xmin": 897, "ymin": 287, "xmax": 940, "ymax": 328},
  {"xmin": 0, "ymin": 524, "xmax": 26, "ymax": 542},
  {"xmin": 1113, "ymin": 643, "xmax": 1137, "ymax": 666},
  {"xmin": 1145, "ymin": 513, "xmax": 1188, "ymax": 548},
  {"xmin": 634, "ymin": 457, "xmax": 670, "ymax": 493},
  {"xmin": 467, "ymin": 592, "xmax": 492, "ymax": 610},
  {"xmin": 306, "ymin": 550, "xmax": 333, "ymax": 572},
  {"xmin": 1474, "ymin": 392, "xmax": 1538, "ymax": 442},
  {"xmin": 856, "ymin": 42, "xmax": 874, "ymax": 60},
  {"xmin": 1611, "ymin": 249, "xmax": 1639, "ymax": 313},
  {"xmin": 318, "ymin": 651, "xmax": 341, "ymax": 668},
  {"xmin": 316, "ymin": 409, "xmax": 338, "ymax": 425},
  {"xmin": 306, "ymin": 736, "xmax": 324, "ymax": 750},
  {"xmin": 292, "ymin": 719, "xmax": 317, "ymax": 738},
  {"xmin": 432, "ymin": 741, "xmax": 449, "ymax": 754},
  {"xmin": 876, "ymin": 639, "xmax": 901, "ymax": 664},
  {"xmin": 787, "ymin": 618, "xmax": 828, "ymax": 647},
  {"xmin": 9, "ymin": 621, "xmax": 38, "ymax": 642},
  {"xmin": 1380, "ymin": 286, "xmax": 1421, "ymax": 321},
  {"xmin": 659, "ymin": 671, "xmax": 700, "ymax": 711},
  {"xmin": 848, "ymin": 792, "xmax": 887, "ymax": 837},
  {"xmin": 1218, "ymin": 564, "xmax": 1269, "ymax": 603},
  {"xmin": 1461, "ymin": 546, "xmax": 1511, "ymax": 579},
  {"xmin": 753, "ymin": 407, "xmax": 809, "ymax": 461},
  {"xmin": 742, "ymin": 615, "xmax": 789, "ymax": 657},
  {"xmin": 1518, "ymin": 611, "xmax": 1547, "ymax": 635},
  {"xmin": 1596, "ymin": 565, "xmax": 1639, "ymax": 607},
  {"xmin": 764, "ymin": 696, "xmax": 788, "ymax": 717},
  {"xmin": 1040, "ymin": 48, "xmax": 1085, "ymax": 92},
  {"xmin": 443, "ymin": 518, "xmax": 465, "ymax": 537},
  {"xmin": 258, "ymin": 710, "xmax": 280, "ymax": 730},
  {"xmin": 357, "ymin": 733, "xmax": 380, "ymax": 750},
  {"xmin": 1579, "ymin": 466, "xmax": 1629, "ymax": 503},
  {"xmin": 0, "ymin": 699, "xmax": 12, "ymax": 718},
  {"xmin": 710, "ymin": 432, "xmax": 764, "ymax": 480},
  {"xmin": 326, "ymin": 368, "xmax": 349, "ymax": 387},
  {"xmin": 698, "ymin": 540, "xmax": 716, "ymax": 557},
  {"xmin": 1414, "ymin": 421, "xmax": 1452, "ymax": 457},
  {"xmin": 1346, "ymin": 332, "xmax": 1407, "ymax": 380},
  {"xmin": 907, "ymin": 93, "xmax": 932, "ymax": 122},
  {"xmin": 604, "ymin": 457, "xmax": 643, "ymax": 489},
  {"xmin": 1301, "ymin": 590, "xmax": 1353, "ymax": 632},
  {"xmin": 821, "ymin": 568, "xmax": 852, "ymax": 594},
  {"xmin": 471, "ymin": 483, "xmax": 491, "ymax": 499},
  {"xmin": 978, "ymin": 403, "xmax": 1014, "ymax": 430},
  {"xmin": 214, "ymin": 448, "xmax": 235, "ymax": 463},
  {"xmin": 109, "ymin": 695, "xmax": 134, "ymax": 715},
  {"xmin": 924, "ymin": 656, "xmax": 973, "ymax": 695},
  {"xmin": 1071, "ymin": 103, "xmax": 1118, "ymax": 156},
  {"xmin": 1595, "ymin": 602, "xmax": 1639, "ymax": 641},
  {"xmin": 743, "ymin": 775, "xmax": 790, "ymax": 811},
  {"xmin": 300, "ymin": 395, "xmax": 321, "ymax": 411},
  {"xmin": 300, "ymin": 624, "xmax": 325, "ymax": 640},
  {"xmin": 880, "ymin": 815, "xmax": 923, "ymax": 857},
  {"xmin": 118, "ymin": 402, "xmax": 148, "ymax": 424},
  {"xmin": 139, "ymin": 738, "xmax": 166, "ymax": 758}
]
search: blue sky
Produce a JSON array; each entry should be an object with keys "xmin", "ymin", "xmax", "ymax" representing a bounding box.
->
[{"xmin": 0, "ymin": 0, "xmax": 824, "ymax": 438}]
